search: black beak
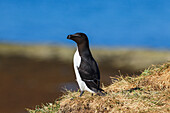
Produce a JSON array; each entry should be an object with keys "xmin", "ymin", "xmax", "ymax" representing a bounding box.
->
[{"xmin": 67, "ymin": 35, "xmax": 72, "ymax": 39}]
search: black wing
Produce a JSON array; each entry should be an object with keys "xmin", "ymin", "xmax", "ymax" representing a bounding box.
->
[{"xmin": 78, "ymin": 56, "xmax": 103, "ymax": 92}]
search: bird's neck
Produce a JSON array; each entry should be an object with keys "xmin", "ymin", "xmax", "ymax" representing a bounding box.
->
[{"xmin": 77, "ymin": 42, "xmax": 92, "ymax": 57}]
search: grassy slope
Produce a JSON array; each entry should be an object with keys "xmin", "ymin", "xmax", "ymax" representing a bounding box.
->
[{"xmin": 27, "ymin": 62, "xmax": 170, "ymax": 113}]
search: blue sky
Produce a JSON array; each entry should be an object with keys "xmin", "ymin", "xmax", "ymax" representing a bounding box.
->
[{"xmin": 0, "ymin": 0, "xmax": 170, "ymax": 49}]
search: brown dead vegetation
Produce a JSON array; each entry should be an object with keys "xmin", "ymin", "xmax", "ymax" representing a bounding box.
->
[{"xmin": 28, "ymin": 62, "xmax": 170, "ymax": 113}]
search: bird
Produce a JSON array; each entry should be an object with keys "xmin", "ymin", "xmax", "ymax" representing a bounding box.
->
[{"xmin": 67, "ymin": 32, "xmax": 105, "ymax": 97}]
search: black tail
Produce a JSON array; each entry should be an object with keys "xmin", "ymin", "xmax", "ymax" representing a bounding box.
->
[{"xmin": 97, "ymin": 88, "xmax": 107, "ymax": 96}]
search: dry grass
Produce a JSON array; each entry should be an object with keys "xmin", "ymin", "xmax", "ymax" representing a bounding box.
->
[{"xmin": 27, "ymin": 62, "xmax": 170, "ymax": 113}]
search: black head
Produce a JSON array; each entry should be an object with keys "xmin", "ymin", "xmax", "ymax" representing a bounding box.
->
[{"xmin": 67, "ymin": 32, "xmax": 89, "ymax": 45}]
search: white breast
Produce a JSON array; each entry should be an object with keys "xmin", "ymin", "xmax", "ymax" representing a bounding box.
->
[
  {"xmin": 73, "ymin": 49, "xmax": 94, "ymax": 93},
  {"xmin": 74, "ymin": 49, "xmax": 81, "ymax": 70}
]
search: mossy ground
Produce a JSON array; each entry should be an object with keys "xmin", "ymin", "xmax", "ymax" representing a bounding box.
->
[{"xmin": 27, "ymin": 62, "xmax": 170, "ymax": 113}]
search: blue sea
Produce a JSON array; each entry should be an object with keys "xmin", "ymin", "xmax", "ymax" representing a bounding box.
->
[{"xmin": 0, "ymin": 0, "xmax": 170, "ymax": 49}]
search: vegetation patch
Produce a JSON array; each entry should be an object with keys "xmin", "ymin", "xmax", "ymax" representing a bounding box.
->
[{"xmin": 27, "ymin": 62, "xmax": 170, "ymax": 113}]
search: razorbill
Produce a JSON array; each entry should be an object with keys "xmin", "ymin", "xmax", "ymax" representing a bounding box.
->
[{"xmin": 67, "ymin": 32, "xmax": 105, "ymax": 97}]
